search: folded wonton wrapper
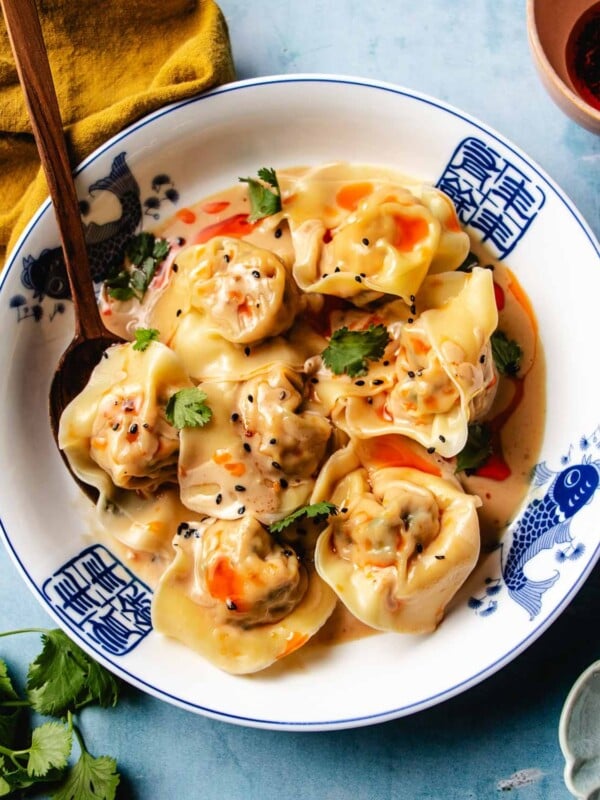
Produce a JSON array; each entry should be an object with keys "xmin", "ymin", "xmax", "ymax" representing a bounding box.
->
[
  {"xmin": 58, "ymin": 340, "xmax": 193, "ymax": 497},
  {"xmin": 312, "ymin": 440, "xmax": 481, "ymax": 633},
  {"xmin": 312, "ymin": 267, "xmax": 498, "ymax": 458},
  {"xmin": 282, "ymin": 162, "xmax": 470, "ymax": 304},
  {"xmin": 153, "ymin": 514, "xmax": 336, "ymax": 674}
]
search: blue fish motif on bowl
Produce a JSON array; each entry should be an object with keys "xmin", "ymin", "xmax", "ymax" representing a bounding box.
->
[
  {"xmin": 9, "ymin": 152, "xmax": 179, "ymax": 322},
  {"xmin": 470, "ymin": 429, "xmax": 600, "ymax": 619}
]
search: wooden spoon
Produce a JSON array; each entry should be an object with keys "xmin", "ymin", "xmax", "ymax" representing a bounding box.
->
[{"xmin": 1, "ymin": 0, "xmax": 123, "ymax": 500}]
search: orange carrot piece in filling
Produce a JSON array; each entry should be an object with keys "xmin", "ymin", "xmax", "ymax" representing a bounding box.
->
[
  {"xmin": 393, "ymin": 214, "xmax": 429, "ymax": 251},
  {"xmin": 336, "ymin": 182, "xmax": 373, "ymax": 211},
  {"xmin": 359, "ymin": 435, "xmax": 441, "ymax": 476}
]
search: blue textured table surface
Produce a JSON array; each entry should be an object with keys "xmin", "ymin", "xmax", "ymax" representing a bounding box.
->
[{"xmin": 2, "ymin": 2, "xmax": 599, "ymax": 798}]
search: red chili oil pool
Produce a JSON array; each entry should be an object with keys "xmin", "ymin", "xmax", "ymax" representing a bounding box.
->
[{"xmin": 566, "ymin": 2, "xmax": 600, "ymax": 111}]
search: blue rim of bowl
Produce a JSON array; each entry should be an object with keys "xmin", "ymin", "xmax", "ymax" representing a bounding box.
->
[{"xmin": 0, "ymin": 74, "xmax": 599, "ymax": 731}]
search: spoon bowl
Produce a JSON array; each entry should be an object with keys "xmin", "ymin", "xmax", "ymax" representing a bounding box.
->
[{"xmin": 1, "ymin": 0, "xmax": 123, "ymax": 501}]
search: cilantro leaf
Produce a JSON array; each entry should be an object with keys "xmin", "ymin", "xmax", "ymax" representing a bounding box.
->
[
  {"xmin": 0, "ymin": 761, "xmax": 64, "ymax": 796},
  {"xmin": 0, "ymin": 660, "xmax": 23, "ymax": 749},
  {"xmin": 269, "ymin": 502, "xmax": 338, "ymax": 534},
  {"xmin": 27, "ymin": 721, "xmax": 72, "ymax": 777},
  {"xmin": 76, "ymin": 661, "xmax": 119, "ymax": 711},
  {"xmin": 165, "ymin": 388, "xmax": 213, "ymax": 429},
  {"xmin": 321, "ymin": 324, "xmax": 390, "ymax": 377},
  {"xmin": 0, "ymin": 661, "xmax": 18, "ymax": 704},
  {"xmin": 152, "ymin": 238, "xmax": 170, "ymax": 262},
  {"xmin": 52, "ymin": 751, "xmax": 120, "ymax": 800},
  {"xmin": 132, "ymin": 328, "xmax": 160, "ymax": 352},
  {"xmin": 455, "ymin": 423, "xmax": 493, "ymax": 473},
  {"xmin": 27, "ymin": 631, "xmax": 87, "ymax": 716},
  {"xmin": 105, "ymin": 232, "xmax": 170, "ymax": 302},
  {"xmin": 27, "ymin": 630, "xmax": 119, "ymax": 716},
  {"xmin": 491, "ymin": 330, "xmax": 523, "ymax": 376},
  {"xmin": 239, "ymin": 167, "xmax": 282, "ymax": 222},
  {"xmin": 126, "ymin": 231, "xmax": 154, "ymax": 266}
]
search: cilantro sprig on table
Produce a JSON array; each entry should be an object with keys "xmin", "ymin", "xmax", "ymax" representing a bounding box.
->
[
  {"xmin": 269, "ymin": 502, "xmax": 338, "ymax": 534},
  {"xmin": 165, "ymin": 388, "xmax": 213, "ymax": 429},
  {"xmin": 104, "ymin": 232, "xmax": 170, "ymax": 302},
  {"xmin": 239, "ymin": 168, "xmax": 282, "ymax": 222},
  {"xmin": 321, "ymin": 324, "xmax": 390, "ymax": 378},
  {"xmin": 0, "ymin": 628, "xmax": 120, "ymax": 798}
]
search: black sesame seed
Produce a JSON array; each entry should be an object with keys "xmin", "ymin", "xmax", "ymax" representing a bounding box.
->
[
  {"xmin": 311, "ymin": 377, "xmax": 319, "ymax": 384},
  {"xmin": 176, "ymin": 237, "xmax": 186, "ymax": 246},
  {"xmin": 322, "ymin": 273, "xmax": 328, "ymax": 278},
  {"xmin": 355, "ymin": 379, "xmax": 365, "ymax": 386},
  {"xmin": 383, "ymin": 360, "xmax": 390, "ymax": 366},
  {"xmin": 416, "ymin": 543, "xmax": 424, "ymax": 553},
  {"xmin": 231, "ymin": 412, "xmax": 239, "ymax": 422},
  {"xmin": 247, "ymin": 394, "xmax": 254, "ymax": 403},
  {"xmin": 235, "ymin": 485, "xmax": 246, "ymax": 492},
  {"xmin": 279, "ymin": 391, "xmax": 287, "ymax": 400},
  {"xmin": 362, "ymin": 238, "xmax": 370, "ymax": 246},
  {"xmin": 143, "ymin": 423, "xmax": 149, "ymax": 429},
  {"xmin": 172, "ymin": 263, "xmax": 179, "ymax": 273},
  {"xmin": 360, "ymin": 272, "xmax": 367, "ymax": 278},
  {"xmin": 341, "ymin": 507, "xmax": 348, "ymax": 513},
  {"xmin": 244, "ymin": 346, "xmax": 251, "ymax": 356},
  {"xmin": 279, "ymin": 478, "xmax": 289, "ymax": 489},
  {"xmin": 226, "ymin": 598, "xmax": 238, "ymax": 610},
  {"xmin": 410, "ymin": 295, "xmax": 415, "ymax": 302},
  {"xmin": 129, "ymin": 423, "xmax": 138, "ymax": 434},
  {"xmin": 427, "ymin": 447, "xmax": 435, "ymax": 454},
  {"xmin": 177, "ymin": 522, "xmax": 189, "ymax": 535},
  {"xmin": 238, "ymin": 506, "xmax": 246, "ymax": 515},
  {"xmin": 355, "ymin": 275, "xmax": 362, "ymax": 283},
  {"xmin": 270, "ymin": 438, "xmax": 277, "ymax": 445},
  {"xmin": 479, "ymin": 355, "xmax": 485, "ymax": 364},
  {"xmin": 243, "ymin": 442, "xmax": 252, "ymax": 453},
  {"xmin": 439, "ymin": 435, "xmax": 446, "ymax": 443},
  {"xmin": 272, "ymin": 461, "xmax": 282, "ymax": 471},
  {"xmin": 372, "ymin": 379, "xmax": 384, "ymax": 385},
  {"xmin": 224, "ymin": 254, "xmax": 230, "ymax": 262},
  {"xmin": 334, "ymin": 266, "xmax": 341, "ymax": 273},
  {"xmin": 102, "ymin": 351, "xmax": 109, "ymax": 359},
  {"xmin": 252, "ymin": 270, "xmax": 261, "ymax": 279},
  {"xmin": 410, "ymin": 304, "xmax": 416, "ymax": 315},
  {"xmin": 435, "ymin": 555, "xmax": 446, "ymax": 560},
  {"xmin": 112, "ymin": 423, "xmax": 120, "ymax": 431},
  {"xmin": 176, "ymin": 309, "xmax": 182, "ymax": 317},
  {"xmin": 274, "ymin": 228, "xmax": 282, "ymax": 238},
  {"xmin": 366, "ymin": 396, "xmax": 373, "ymax": 404},
  {"xmin": 283, "ymin": 549, "xmax": 294, "ymax": 557},
  {"xmin": 407, "ymin": 370, "xmax": 416, "ymax": 379},
  {"xmin": 216, "ymin": 493, "xmax": 222, "ymax": 505},
  {"xmin": 408, "ymin": 317, "xmax": 414, "ymax": 324}
]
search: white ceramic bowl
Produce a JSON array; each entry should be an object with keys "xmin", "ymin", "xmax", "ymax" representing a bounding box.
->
[{"xmin": 0, "ymin": 75, "xmax": 599, "ymax": 731}]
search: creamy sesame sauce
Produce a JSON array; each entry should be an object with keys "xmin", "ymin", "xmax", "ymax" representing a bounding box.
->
[{"xmin": 86, "ymin": 164, "xmax": 545, "ymax": 656}]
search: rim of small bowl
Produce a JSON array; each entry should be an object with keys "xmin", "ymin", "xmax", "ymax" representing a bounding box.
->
[
  {"xmin": 526, "ymin": 0, "xmax": 600, "ymax": 126},
  {"xmin": 559, "ymin": 659, "xmax": 600, "ymax": 799}
]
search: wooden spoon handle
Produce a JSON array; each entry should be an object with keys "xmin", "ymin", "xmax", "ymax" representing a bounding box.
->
[{"xmin": 1, "ymin": 0, "xmax": 106, "ymax": 340}]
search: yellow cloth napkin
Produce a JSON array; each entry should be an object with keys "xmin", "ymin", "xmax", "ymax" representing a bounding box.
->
[{"xmin": 0, "ymin": 0, "xmax": 235, "ymax": 268}]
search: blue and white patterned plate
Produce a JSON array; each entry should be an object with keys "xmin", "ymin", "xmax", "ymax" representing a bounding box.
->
[{"xmin": 0, "ymin": 75, "xmax": 598, "ymax": 731}]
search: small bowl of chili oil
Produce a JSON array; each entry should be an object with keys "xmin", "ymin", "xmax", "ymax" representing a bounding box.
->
[{"xmin": 527, "ymin": 0, "xmax": 600, "ymax": 133}]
